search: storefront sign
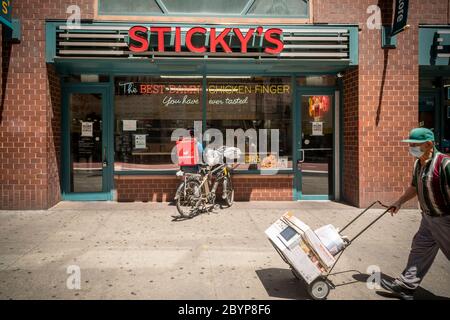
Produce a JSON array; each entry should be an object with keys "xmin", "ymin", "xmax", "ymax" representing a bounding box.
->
[
  {"xmin": 391, "ymin": 0, "xmax": 409, "ymax": 36},
  {"xmin": 312, "ymin": 122, "xmax": 324, "ymax": 136},
  {"xmin": 122, "ymin": 120, "xmax": 137, "ymax": 131},
  {"xmin": 245, "ymin": 154, "xmax": 260, "ymax": 164},
  {"xmin": 0, "ymin": 0, "xmax": 11, "ymax": 29},
  {"xmin": 208, "ymin": 84, "xmax": 290, "ymax": 94},
  {"xmin": 118, "ymin": 82, "xmax": 290, "ymax": 96},
  {"xmin": 128, "ymin": 26, "xmax": 284, "ymax": 54},
  {"xmin": 162, "ymin": 95, "xmax": 199, "ymax": 106},
  {"xmin": 81, "ymin": 122, "xmax": 93, "ymax": 137},
  {"xmin": 208, "ymin": 97, "xmax": 249, "ymax": 105},
  {"xmin": 134, "ymin": 134, "xmax": 147, "ymax": 149}
]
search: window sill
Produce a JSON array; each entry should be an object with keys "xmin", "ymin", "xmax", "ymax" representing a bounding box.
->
[{"xmin": 114, "ymin": 169, "xmax": 294, "ymax": 177}]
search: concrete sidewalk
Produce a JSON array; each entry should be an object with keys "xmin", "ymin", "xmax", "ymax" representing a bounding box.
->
[{"xmin": 0, "ymin": 201, "xmax": 448, "ymax": 300}]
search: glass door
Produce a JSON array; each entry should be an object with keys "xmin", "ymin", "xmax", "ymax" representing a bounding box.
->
[
  {"xmin": 295, "ymin": 89, "xmax": 335, "ymax": 200},
  {"xmin": 61, "ymin": 85, "xmax": 113, "ymax": 200}
]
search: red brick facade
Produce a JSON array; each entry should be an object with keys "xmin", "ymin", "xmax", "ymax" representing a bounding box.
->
[
  {"xmin": 315, "ymin": 0, "xmax": 450, "ymax": 208},
  {"xmin": 115, "ymin": 175, "xmax": 293, "ymax": 202},
  {"xmin": 0, "ymin": 1, "xmax": 93, "ymax": 209},
  {"xmin": 1, "ymin": 1, "xmax": 448, "ymax": 209}
]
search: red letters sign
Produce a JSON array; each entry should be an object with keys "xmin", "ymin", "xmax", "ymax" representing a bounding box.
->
[{"xmin": 128, "ymin": 26, "xmax": 284, "ymax": 55}]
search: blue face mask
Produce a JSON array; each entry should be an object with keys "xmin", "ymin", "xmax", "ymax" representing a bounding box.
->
[{"xmin": 409, "ymin": 146, "xmax": 424, "ymax": 158}]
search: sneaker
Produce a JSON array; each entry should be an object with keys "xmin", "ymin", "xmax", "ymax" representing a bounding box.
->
[{"xmin": 380, "ymin": 279, "xmax": 415, "ymax": 300}]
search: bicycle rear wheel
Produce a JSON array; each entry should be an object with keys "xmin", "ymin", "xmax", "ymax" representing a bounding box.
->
[{"xmin": 222, "ymin": 176, "xmax": 234, "ymax": 207}]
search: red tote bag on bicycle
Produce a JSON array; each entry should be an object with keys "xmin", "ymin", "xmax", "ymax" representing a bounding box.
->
[{"xmin": 176, "ymin": 138, "xmax": 199, "ymax": 166}]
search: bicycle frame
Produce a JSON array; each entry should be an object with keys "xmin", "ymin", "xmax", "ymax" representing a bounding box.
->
[{"xmin": 197, "ymin": 163, "xmax": 229, "ymax": 201}]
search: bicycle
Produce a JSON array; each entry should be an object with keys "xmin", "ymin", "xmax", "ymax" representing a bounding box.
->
[{"xmin": 174, "ymin": 147, "xmax": 240, "ymax": 218}]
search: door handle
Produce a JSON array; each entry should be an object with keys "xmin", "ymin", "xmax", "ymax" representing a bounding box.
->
[
  {"xmin": 298, "ymin": 149, "xmax": 305, "ymax": 163},
  {"xmin": 102, "ymin": 147, "xmax": 108, "ymax": 168}
]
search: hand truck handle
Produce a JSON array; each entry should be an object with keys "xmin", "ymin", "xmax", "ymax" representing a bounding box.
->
[
  {"xmin": 339, "ymin": 201, "xmax": 395, "ymax": 244},
  {"xmin": 326, "ymin": 201, "xmax": 394, "ymax": 277},
  {"xmin": 339, "ymin": 201, "xmax": 388, "ymax": 233}
]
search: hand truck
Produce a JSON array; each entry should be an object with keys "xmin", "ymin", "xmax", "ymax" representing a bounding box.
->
[{"xmin": 269, "ymin": 201, "xmax": 393, "ymax": 300}]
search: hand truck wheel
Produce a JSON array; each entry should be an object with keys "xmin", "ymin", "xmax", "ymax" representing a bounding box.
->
[{"xmin": 307, "ymin": 277, "xmax": 330, "ymax": 300}]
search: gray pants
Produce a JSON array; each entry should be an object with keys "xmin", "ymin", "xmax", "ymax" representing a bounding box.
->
[{"xmin": 395, "ymin": 213, "xmax": 450, "ymax": 290}]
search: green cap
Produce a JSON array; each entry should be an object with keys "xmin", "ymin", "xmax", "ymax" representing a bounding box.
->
[{"xmin": 402, "ymin": 128, "xmax": 435, "ymax": 143}]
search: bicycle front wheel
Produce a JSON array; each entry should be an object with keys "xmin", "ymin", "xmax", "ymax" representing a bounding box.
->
[{"xmin": 176, "ymin": 178, "xmax": 201, "ymax": 218}]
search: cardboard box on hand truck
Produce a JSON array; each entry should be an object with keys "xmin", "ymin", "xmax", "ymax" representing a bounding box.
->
[
  {"xmin": 282, "ymin": 212, "xmax": 336, "ymax": 269},
  {"xmin": 265, "ymin": 212, "xmax": 336, "ymax": 284}
]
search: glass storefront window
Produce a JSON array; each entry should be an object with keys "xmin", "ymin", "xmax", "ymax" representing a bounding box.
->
[
  {"xmin": 70, "ymin": 93, "xmax": 103, "ymax": 192},
  {"xmin": 206, "ymin": 76, "xmax": 292, "ymax": 170},
  {"xmin": 300, "ymin": 95, "xmax": 333, "ymax": 195},
  {"xmin": 163, "ymin": 0, "xmax": 248, "ymax": 14},
  {"xmin": 248, "ymin": 0, "xmax": 309, "ymax": 16},
  {"xmin": 98, "ymin": 0, "xmax": 310, "ymax": 17},
  {"xmin": 419, "ymin": 77, "xmax": 450, "ymax": 154},
  {"xmin": 63, "ymin": 75, "xmax": 110, "ymax": 83},
  {"xmin": 114, "ymin": 76, "xmax": 202, "ymax": 171},
  {"xmin": 98, "ymin": 0, "xmax": 162, "ymax": 15},
  {"xmin": 297, "ymin": 75, "xmax": 337, "ymax": 87},
  {"xmin": 418, "ymin": 93, "xmax": 436, "ymax": 130}
]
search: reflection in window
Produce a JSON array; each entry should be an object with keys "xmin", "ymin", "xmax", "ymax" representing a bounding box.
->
[
  {"xmin": 114, "ymin": 77, "xmax": 202, "ymax": 171},
  {"xmin": 419, "ymin": 94, "xmax": 436, "ymax": 130},
  {"xmin": 98, "ymin": 0, "xmax": 162, "ymax": 14},
  {"xmin": 98, "ymin": 0, "xmax": 310, "ymax": 17},
  {"xmin": 70, "ymin": 94, "xmax": 103, "ymax": 192},
  {"xmin": 163, "ymin": 0, "xmax": 248, "ymax": 14},
  {"xmin": 297, "ymin": 75, "xmax": 337, "ymax": 87},
  {"xmin": 248, "ymin": 0, "xmax": 309, "ymax": 16},
  {"xmin": 206, "ymin": 77, "xmax": 293, "ymax": 170},
  {"xmin": 301, "ymin": 95, "xmax": 333, "ymax": 196}
]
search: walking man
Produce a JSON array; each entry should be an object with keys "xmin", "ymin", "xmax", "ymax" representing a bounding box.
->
[{"xmin": 381, "ymin": 128, "xmax": 450, "ymax": 300}]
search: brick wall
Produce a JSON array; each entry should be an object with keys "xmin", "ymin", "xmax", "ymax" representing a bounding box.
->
[
  {"xmin": 233, "ymin": 175, "xmax": 293, "ymax": 201},
  {"xmin": 0, "ymin": 1, "xmax": 93, "ymax": 209},
  {"xmin": 115, "ymin": 176, "xmax": 179, "ymax": 202},
  {"xmin": 342, "ymin": 67, "xmax": 359, "ymax": 205},
  {"xmin": 115, "ymin": 175, "xmax": 293, "ymax": 202},
  {"xmin": 46, "ymin": 64, "xmax": 61, "ymax": 207},
  {"xmin": 315, "ymin": 0, "xmax": 449, "ymax": 207}
]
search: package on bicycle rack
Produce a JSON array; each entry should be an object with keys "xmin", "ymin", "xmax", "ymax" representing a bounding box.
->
[
  {"xmin": 265, "ymin": 212, "xmax": 338, "ymax": 284},
  {"xmin": 176, "ymin": 138, "xmax": 200, "ymax": 166}
]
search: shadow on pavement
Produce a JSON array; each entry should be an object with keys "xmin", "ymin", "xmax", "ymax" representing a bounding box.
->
[
  {"xmin": 352, "ymin": 272, "xmax": 450, "ymax": 300},
  {"xmin": 255, "ymin": 268, "xmax": 311, "ymax": 300}
]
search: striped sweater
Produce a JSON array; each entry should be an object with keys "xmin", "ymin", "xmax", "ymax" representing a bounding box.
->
[{"xmin": 411, "ymin": 150, "xmax": 450, "ymax": 216}]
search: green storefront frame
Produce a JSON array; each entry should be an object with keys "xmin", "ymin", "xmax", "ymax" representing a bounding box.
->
[
  {"xmin": 49, "ymin": 21, "xmax": 356, "ymax": 201},
  {"xmin": 61, "ymin": 83, "xmax": 114, "ymax": 200},
  {"xmin": 60, "ymin": 74, "xmax": 339, "ymax": 201},
  {"xmin": 293, "ymin": 87, "xmax": 338, "ymax": 201},
  {"xmin": 419, "ymin": 26, "xmax": 450, "ymax": 153}
]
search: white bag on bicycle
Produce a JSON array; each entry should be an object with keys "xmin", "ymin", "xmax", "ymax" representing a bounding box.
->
[
  {"xmin": 204, "ymin": 148, "xmax": 221, "ymax": 166},
  {"xmin": 224, "ymin": 147, "xmax": 241, "ymax": 160}
]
